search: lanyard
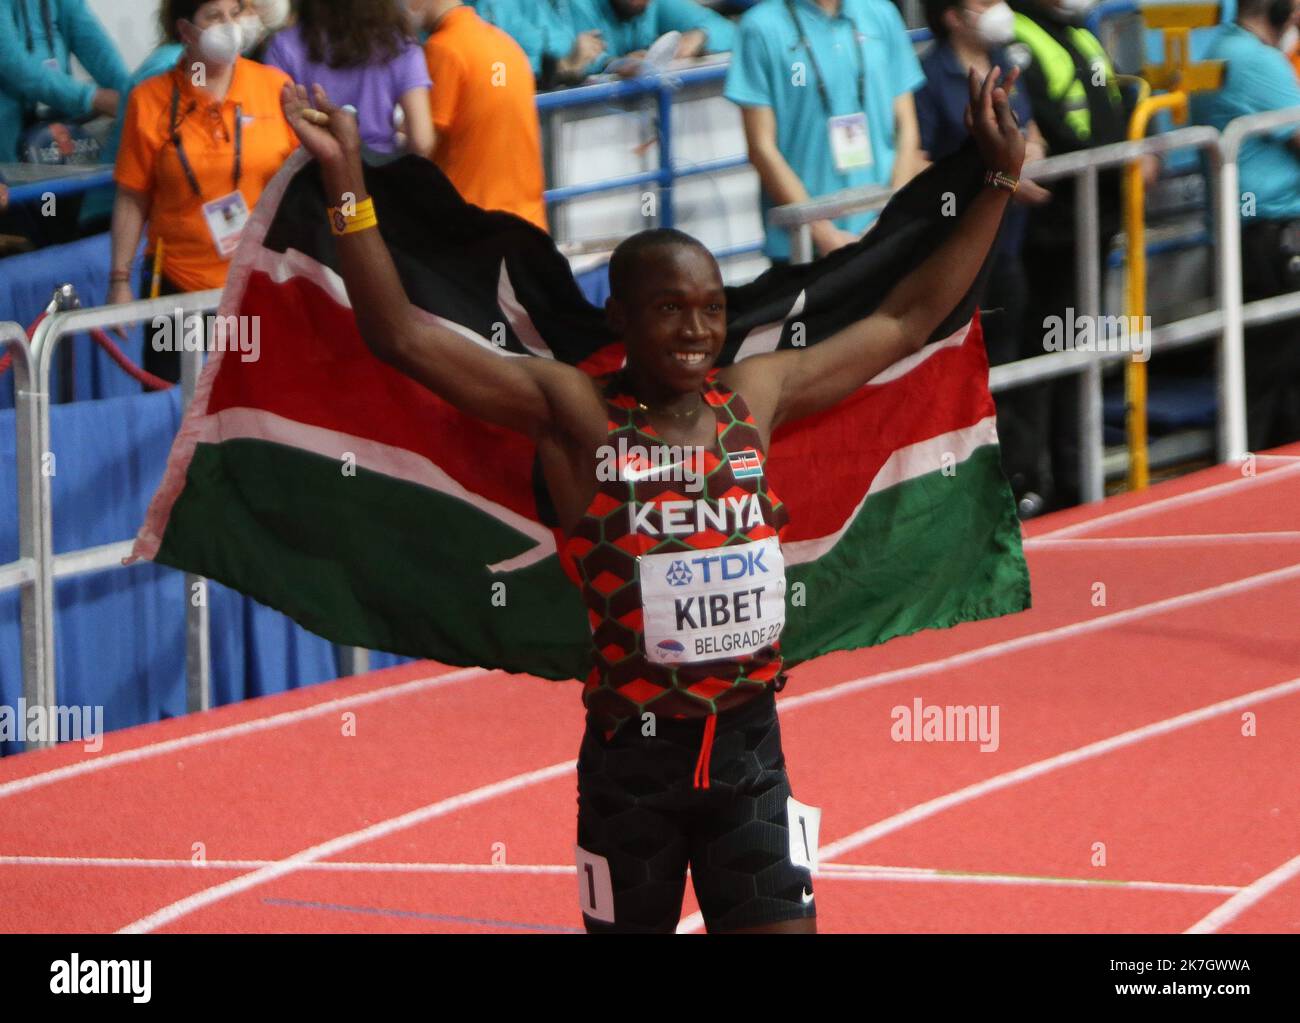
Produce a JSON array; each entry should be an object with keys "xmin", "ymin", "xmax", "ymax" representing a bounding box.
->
[
  {"xmin": 20, "ymin": 0, "xmax": 54, "ymax": 55},
  {"xmin": 784, "ymin": 0, "xmax": 867, "ymax": 118},
  {"xmin": 169, "ymin": 78, "xmax": 242, "ymax": 199}
]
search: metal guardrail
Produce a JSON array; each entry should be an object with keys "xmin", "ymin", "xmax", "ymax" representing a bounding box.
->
[
  {"xmin": 9, "ymin": 291, "xmax": 379, "ymax": 748},
  {"xmin": 0, "ymin": 322, "xmax": 50, "ymax": 722},
  {"xmin": 6, "ymin": 169, "xmax": 115, "ymax": 206},
  {"xmin": 1216, "ymin": 107, "xmax": 1300, "ymax": 461},
  {"xmin": 22, "ymin": 292, "xmax": 220, "ymax": 748}
]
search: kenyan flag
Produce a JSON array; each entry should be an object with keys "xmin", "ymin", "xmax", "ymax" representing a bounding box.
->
[{"xmin": 130, "ymin": 144, "xmax": 1031, "ymax": 682}]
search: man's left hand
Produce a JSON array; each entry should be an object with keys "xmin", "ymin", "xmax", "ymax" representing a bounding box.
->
[{"xmin": 964, "ymin": 66, "xmax": 1025, "ymax": 177}]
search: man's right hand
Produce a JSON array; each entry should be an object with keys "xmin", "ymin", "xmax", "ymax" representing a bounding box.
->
[
  {"xmin": 108, "ymin": 280, "xmax": 134, "ymax": 306},
  {"xmin": 91, "ymin": 88, "xmax": 120, "ymax": 118}
]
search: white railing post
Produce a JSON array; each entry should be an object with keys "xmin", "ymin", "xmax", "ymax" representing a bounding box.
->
[{"xmin": 1075, "ymin": 164, "xmax": 1105, "ymax": 504}]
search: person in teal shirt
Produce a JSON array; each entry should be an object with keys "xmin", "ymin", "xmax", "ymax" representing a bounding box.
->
[
  {"xmin": 0, "ymin": 0, "xmax": 129, "ymax": 162},
  {"xmin": 724, "ymin": 0, "xmax": 927, "ymax": 263},
  {"xmin": 472, "ymin": 0, "xmax": 605, "ymax": 84},
  {"xmin": 569, "ymin": 0, "xmax": 736, "ymax": 74},
  {"xmin": 1190, "ymin": 0, "xmax": 1300, "ymax": 451},
  {"xmin": 1190, "ymin": 6, "xmax": 1300, "ymax": 221}
]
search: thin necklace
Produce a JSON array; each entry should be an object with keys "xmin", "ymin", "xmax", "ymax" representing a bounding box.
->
[
  {"xmin": 621, "ymin": 369, "xmax": 705, "ymax": 420},
  {"xmin": 636, "ymin": 396, "xmax": 704, "ymax": 420}
]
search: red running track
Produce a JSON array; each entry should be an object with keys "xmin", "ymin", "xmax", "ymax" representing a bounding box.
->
[{"xmin": 2, "ymin": 444, "xmax": 1299, "ymax": 934}]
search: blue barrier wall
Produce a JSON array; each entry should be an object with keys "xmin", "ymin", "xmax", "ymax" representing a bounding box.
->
[{"xmin": 0, "ymin": 386, "xmax": 414, "ymax": 756}]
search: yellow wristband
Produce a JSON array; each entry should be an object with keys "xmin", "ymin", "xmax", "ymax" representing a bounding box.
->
[{"xmin": 328, "ymin": 196, "xmax": 378, "ymax": 236}]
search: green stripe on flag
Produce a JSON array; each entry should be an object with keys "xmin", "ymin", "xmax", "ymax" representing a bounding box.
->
[
  {"xmin": 782, "ymin": 445, "xmax": 1031, "ymax": 665},
  {"xmin": 156, "ymin": 439, "xmax": 591, "ymax": 680}
]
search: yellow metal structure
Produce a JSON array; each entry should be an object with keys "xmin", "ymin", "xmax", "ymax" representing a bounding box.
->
[{"xmin": 1123, "ymin": 4, "xmax": 1224, "ymax": 491}]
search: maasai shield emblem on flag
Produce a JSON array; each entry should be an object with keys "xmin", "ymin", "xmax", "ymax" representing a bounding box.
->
[{"xmin": 130, "ymin": 142, "xmax": 1031, "ymax": 683}]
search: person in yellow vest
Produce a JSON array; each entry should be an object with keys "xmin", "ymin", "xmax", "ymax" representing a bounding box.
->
[{"xmin": 1004, "ymin": 0, "xmax": 1143, "ymax": 511}]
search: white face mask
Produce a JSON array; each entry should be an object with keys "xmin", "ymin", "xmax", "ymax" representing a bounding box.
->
[
  {"xmin": 971, "ymin": 2, "xmax": 1015, "ymax": 46},
  {"xmin": 196, "ymin": 21, "xmax": 244, "ymax": 65},
  {"xmin": 238, "ymin": 15, "xmax": 264, "ymax": 53},
  {"xmin": 253, "ymin": 0, "xmax": 291, "ymax": 32},
  {"xmin": 1280, "ymin": 25, "xmax": 1300, "ymax": 54}
]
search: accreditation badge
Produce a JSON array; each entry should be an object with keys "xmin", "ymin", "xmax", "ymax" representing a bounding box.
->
[
  {"xmin": 202, "ymin": 190, "xmax": 251, "ymax": 258},
  {"xmin": 828, "ymin": 112, "xmax": 873, "ymax": 172},
  {"xmin": 639, "ymin": 536, "xmax": 786, "ymax": 665}
]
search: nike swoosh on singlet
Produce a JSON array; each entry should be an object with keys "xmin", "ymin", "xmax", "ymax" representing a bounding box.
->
[{"xmin": 622, "ymin": 462, "xmax": 691, "ymax": 482}]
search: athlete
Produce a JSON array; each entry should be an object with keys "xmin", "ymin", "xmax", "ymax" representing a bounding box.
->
[{"xmin": 280, "ymin": 65, "xmax": 1025, "ymax": 933}]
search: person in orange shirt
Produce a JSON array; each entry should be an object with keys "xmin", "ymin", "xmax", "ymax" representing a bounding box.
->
[
  {"xmin": 109, "ymin": 0, "xmax": 297, "ymax": 382},
  {"xmin": 405, "ymin": 0, "xmax": 548, "ymax": 232}
]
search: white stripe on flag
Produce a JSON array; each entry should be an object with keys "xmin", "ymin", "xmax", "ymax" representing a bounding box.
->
[
  {"xmin": 782, "ymin": 414, "xmax": 1001, "ymax": 566},
  {"xmin": 191, "ymin": 406, "xmax": 557, "ymax": 573}
]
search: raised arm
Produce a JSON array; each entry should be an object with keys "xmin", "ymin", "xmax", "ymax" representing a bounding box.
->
[
  {"xmin": 725, "ymin": 66, "xmax": 1025, "ymax": 436},
  {"xmin": 280, "ymin": 84, "xmax": 598, "ymax": 443}
]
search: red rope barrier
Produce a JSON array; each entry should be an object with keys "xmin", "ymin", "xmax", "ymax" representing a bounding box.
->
[{"xmin": 88, "ymin": 327, "xmax": 174, "ymax": 391}]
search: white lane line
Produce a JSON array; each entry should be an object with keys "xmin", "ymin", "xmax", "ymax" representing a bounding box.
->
[
  {"xmin": 116, "ymin": 760, "xmax": 577, "ymax": 934},
  {"xmin": 1184, "ymin": 851, "xmax": 1300, "ymax": 933},
  {"xmin": 0, "ymin": 666, "xmax": 489, "ymax": 801},
  {"xmin": 820, "ymin": 676, "xmax": 1300, "ymax": 861},
  {"xmin": 816, "ymin": 867, "xmax": 1240, "ymax": 895},
  {"xmin": 0, "ymin": 855, "xmax": 573, "ymax": 875},
  {"xmin": 1033, "ymin": 460, "xmax": 1300, "ymax": 540},
  {"xmin": 1251, "ymin": 454, "xmax": 1300, "ymax": 463},
  {"xmin": 678, "ymin": 676, "xmax": 1300, "ymax": 934},
  {"xmin": 1025, "ymin": 532, "xmax": 1300, "ymax": 550},
  {"xmin": 0, "ymin": 855, "xmax": 1240, "ymax": 894},
  {"xmin": 777, "ymin": 560, "xmax": 1300, "ymax": 713}
]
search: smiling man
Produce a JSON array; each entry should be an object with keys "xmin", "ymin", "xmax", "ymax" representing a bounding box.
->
[{"xmin": 280, "ymin": 63, "xmax": 1024, "ymax": 933}]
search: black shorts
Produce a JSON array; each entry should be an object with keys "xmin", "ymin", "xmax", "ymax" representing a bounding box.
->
[{"xmin": 575, "ymin": 688, "xmax": 817, "ymax": 933}]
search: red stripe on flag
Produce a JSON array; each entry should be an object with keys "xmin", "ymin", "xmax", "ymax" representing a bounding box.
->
[
  {"xmin": 768, "ymin": 314, "xmax": 996, "ymax": 543},
  {"xmin": 206, "ymin": 269, "xmax": 541, "ymax": 519}
]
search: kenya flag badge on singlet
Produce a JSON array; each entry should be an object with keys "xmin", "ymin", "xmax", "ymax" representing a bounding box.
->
[{"xmin": 728, "ymin": 449, "xmax": 763, "ymax": 479}]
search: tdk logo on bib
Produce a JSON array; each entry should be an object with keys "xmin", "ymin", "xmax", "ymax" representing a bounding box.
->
[
  {"xmin": 666, "ymin": 551, "xmax": 766, "ymax": 587},
  {"xmin": 665, "ymin": 561, "xmax": 693, "ymax": 586},
  {"xmin": 690, "ymin": 548, "xmax": 768, "ymax": 581}
]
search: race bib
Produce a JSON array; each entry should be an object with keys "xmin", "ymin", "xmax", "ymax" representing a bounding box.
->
[
  {"xmin": 828, "ymin": 112, "xmax": 873, "ymax": 172},
  {"xmin": 639, "ymin": 536, "xmax": 785, "ymax": 665},
  {"xmin": 202, "ymin": 190, "xmax": 251, "ymax": 258}
]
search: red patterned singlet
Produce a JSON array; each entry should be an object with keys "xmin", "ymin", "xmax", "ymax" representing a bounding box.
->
[{"xmin": 563, "ymin": 370, "xmax": 790, "ymax": 739}]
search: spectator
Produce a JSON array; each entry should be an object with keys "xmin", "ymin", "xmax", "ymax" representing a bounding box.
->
[
  {"xmin": 406, "ymin": 0, "xmax": 548, "ymax": 232},
  {"xmin": 472, "ymin": 0, "xmax": 607, "ymax": 86},
  {"xmin": 0, "ymin": 0, "xmax": 128, "ymax": 163},
  {"xmin": 109, "ymin": 0, "xmax": 297, "ymax": 383},
  {"xmin": 105, "ymin": 0, "xmax": 289, "ymax": 165},
  {"xmin": 724, "ymin": 0, "xmax": 927, "ymax": 264},
  {"xmin": 917, "ymin": 0, "xmax": 1051, "ymax": 513},
  {"xmin": 1191, "ymin": 0, "xmax": 1300, "ymax": 449},
  {"xmin": 570, "ymin": 0, "xmax": 735, "ymax": 75},
  {"xmin": 1006, "ymin": 0, "xmax": 1136, "ymax": 510},
  {"xmin": 237, "ymin": 0, "xmax": 290, "ymax": 61},
  {"xmin": 266, "ymin": 0, "xmax": 432, "ymax": 158}
]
